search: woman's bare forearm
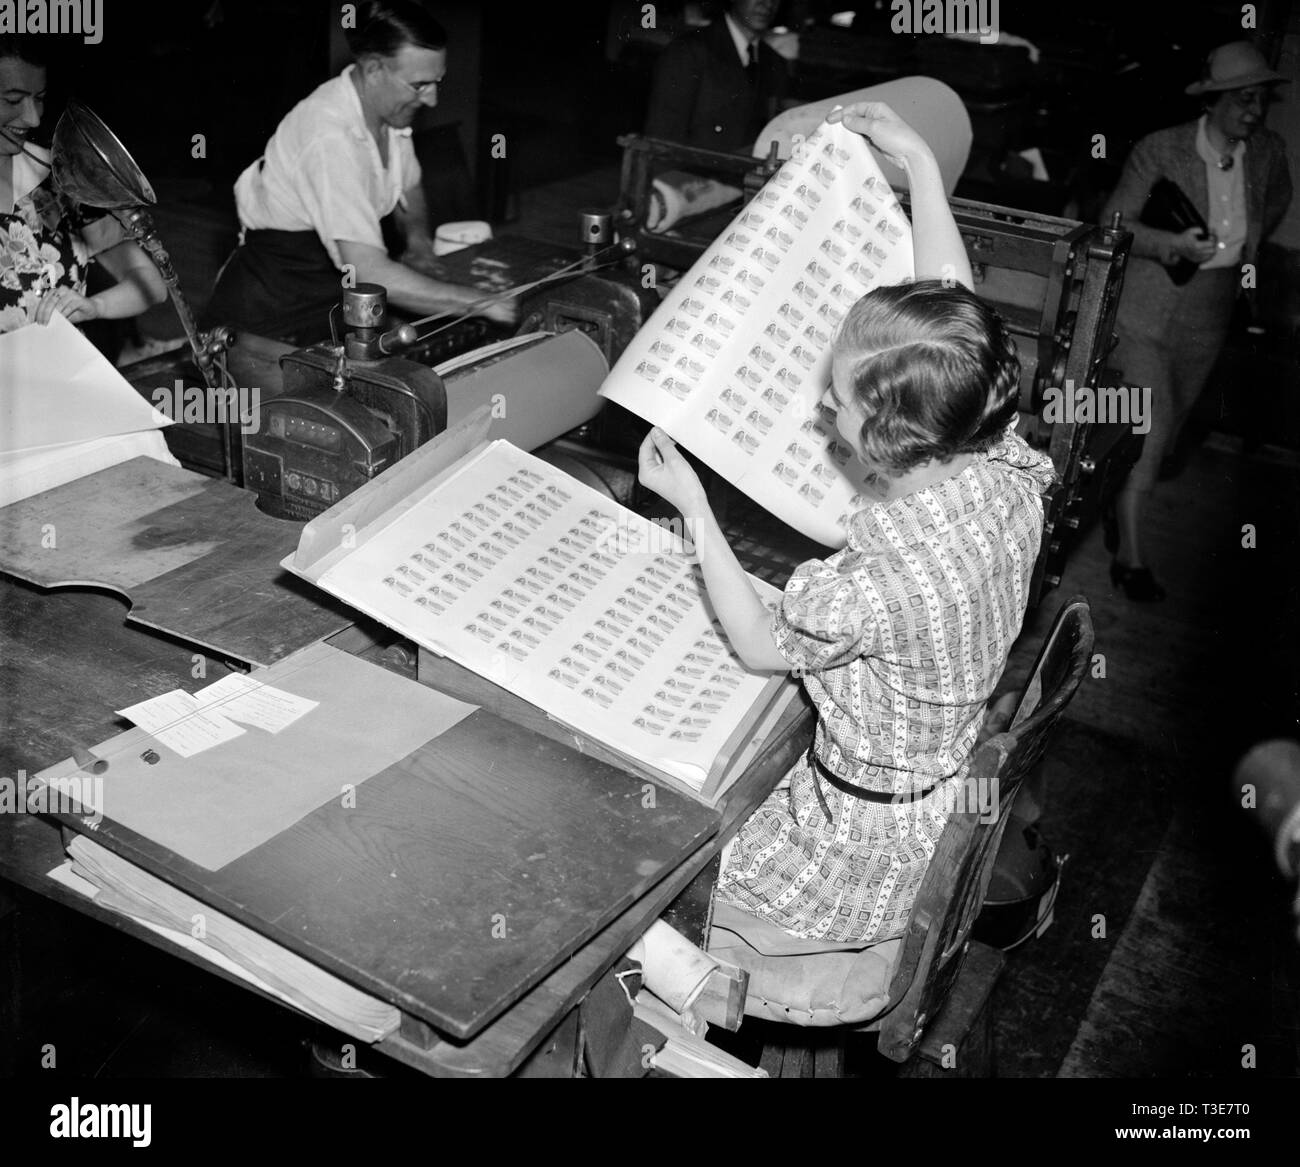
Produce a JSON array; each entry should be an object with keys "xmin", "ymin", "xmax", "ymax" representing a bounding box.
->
[
  {"xmin": 903, "ymin": 150, "xmax": 973, "ymax": 289},
  {"xmin": 680, "ymin": 508, "xmax": 789, "ymax": 672},
  {"xmin": 94, "ymin": 241, "xmax": 168, "ymax": 319}
]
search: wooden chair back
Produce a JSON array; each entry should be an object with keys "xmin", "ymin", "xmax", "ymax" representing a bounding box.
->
[{"xmin": 875, "ymin": 595, "xmax": 1094, "ymax": 1062}]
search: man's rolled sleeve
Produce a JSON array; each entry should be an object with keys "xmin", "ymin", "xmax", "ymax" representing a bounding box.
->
[
  {"xmin": 296, "ymin": 137, "xmax": 387, "ymax": 267},
  {"xmin": 399, "ymin": 149, "xmax": 423, "ymax": 209}
]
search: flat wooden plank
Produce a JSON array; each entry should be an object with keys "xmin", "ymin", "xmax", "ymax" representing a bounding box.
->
[
  {"xmin": 758, "ymin": 1037, "xmax": 786, "ymax": 1078},
  {"xmin": 813, "ymin": 1035, "xmax": 847, "ymax": 1078},
  {"xmin": 413, "ymin": 694, "xmax": 811, "ymax": 1075},
  {"xmin": 0, "ymin": 578, "xmax": 243, "ymax": 775},
  {"xmin": 0, "ymin": 457, "xmax": 216, "ymax": 592},
  {"xmin": 127, "ymin": 563, "xmax": 353, "ymax": 668},
  {"xmin": 0, "ymin": 457, "xmax": 353, "ymax": 666}
]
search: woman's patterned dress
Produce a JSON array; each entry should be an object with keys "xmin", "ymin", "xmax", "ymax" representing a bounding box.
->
[{"xmin": 718, "ymin": 421, "xmax": 1056, "ymax": 944}]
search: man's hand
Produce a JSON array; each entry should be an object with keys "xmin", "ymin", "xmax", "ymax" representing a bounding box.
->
[
  {"xmin": 638, "ymin": 427, "xmax": 708, "ymax": 516},
  {"xmin": 1168, "ymin": 227, "xmax": 1218, "ymax": 265},
  {"xmin": 36, "ymin": 287, "xmax": 101, "ymax": 326},
  {"xmin": 478, "ymin": 295, "xmax": 520, "ymax": 327},
  {"xmin": 826, "ymin": 101, "xmax": 934, "ymax": 170}
]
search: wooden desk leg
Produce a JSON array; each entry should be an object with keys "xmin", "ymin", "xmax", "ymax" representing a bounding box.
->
[{"xmin": 398, "ymin": 1012, "xmax": 443, "ymax": 1052}]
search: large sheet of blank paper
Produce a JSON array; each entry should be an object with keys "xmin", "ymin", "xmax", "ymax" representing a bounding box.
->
[
  {"xmin": 314, "ymin": 440, "xmax": 782, "ymax": 790},
  {"xmin": 600, "ymin": 118, "xmax": 915, "ymax": 547},
  {"xmin": 0, "ymin": 313, "xmax": 172, "ymax": 454}
]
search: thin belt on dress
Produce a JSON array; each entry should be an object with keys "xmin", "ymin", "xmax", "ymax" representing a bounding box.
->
[{"xmin": 806, "ymin": 744, "xmax": 942, "ymax": 823}]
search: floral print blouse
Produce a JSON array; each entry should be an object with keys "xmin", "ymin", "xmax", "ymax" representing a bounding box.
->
[
  {"xmin": 1, "ymin": 146, "xmax": 123, "ymax": 334},
  {"xmin": 718, "ymin": 420, "xmax": 1057, "ymax": 944}
]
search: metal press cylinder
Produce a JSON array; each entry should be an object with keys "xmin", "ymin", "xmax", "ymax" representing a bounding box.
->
[
  {"xmin": 580, "ymin": 211, "xmax": 612, "ymax": 247},
  {"xmin": 342, "ymin": 284, "xmax": 388, "ymax": 328}
]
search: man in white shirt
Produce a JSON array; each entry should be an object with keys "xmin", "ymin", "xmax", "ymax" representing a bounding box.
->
[{"xmin": 205, "ymin": 1, "xmax": 513, "ymax": 342}]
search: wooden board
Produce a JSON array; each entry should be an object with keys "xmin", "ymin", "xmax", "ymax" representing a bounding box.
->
[
  {"xmin": 397, "ymin": 692, "xmax": 812, "ymax": 1076},
  {"xmin": 50, "ymin": 706, "xmax": 718, "ymax": 1040},
  {"xmin": 0, "ymin": 457, "xmax": 353, "ymax": 666},
  {"xmin": 0, "ymin": 577, "xmax": 241, "ymax": 770}
]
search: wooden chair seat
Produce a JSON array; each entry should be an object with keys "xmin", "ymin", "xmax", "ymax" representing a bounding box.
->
[{"xmin": 708, "ymin": 900, "xmax": 901, "ymax": 1026}]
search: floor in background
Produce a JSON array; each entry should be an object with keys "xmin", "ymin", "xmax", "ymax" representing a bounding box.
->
[{"xmin": 500, "ymin": 166, "xmax": 624, "ymax": 251}]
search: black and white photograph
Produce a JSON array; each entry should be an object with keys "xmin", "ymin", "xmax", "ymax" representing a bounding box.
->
[{"xmin": 0, "ymin": 0, "xmax": 1297, "ymax": 1133}]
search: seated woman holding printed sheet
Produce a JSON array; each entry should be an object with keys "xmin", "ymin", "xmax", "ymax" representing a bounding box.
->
[
  {"xmin": 639, "ymin": 104, "xmax": 1055, "ymax": 946},
  {"xmin": 203, "ymin": 1, "xmax": 515, "ymax": 344}
]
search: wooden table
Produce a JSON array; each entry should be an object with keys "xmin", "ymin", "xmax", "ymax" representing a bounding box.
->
[{"xmin": 0, "ymin": 480, "xmax": 811, "ymax": 1076}]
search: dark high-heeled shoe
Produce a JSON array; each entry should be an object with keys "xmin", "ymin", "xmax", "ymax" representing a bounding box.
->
[
  {"xmin": 1101, "ymin": 497, "xmax": 1119, "ymax": 553},
  {"xmin": 1110, "ymin": 560, "xmax": 1166, "ymax": 602}
]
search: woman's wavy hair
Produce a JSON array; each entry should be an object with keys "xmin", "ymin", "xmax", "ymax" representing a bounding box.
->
[
  {"xmin": 346, "ymin": 1, "xmax": 447, "ymax": 59},
  {"xmin": 832, "ymin": 279, "xmax": 1021, "ymax": 476}
]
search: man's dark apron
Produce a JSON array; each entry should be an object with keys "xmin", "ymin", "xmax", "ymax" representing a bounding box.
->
[
  {"xmin": 202, "ymin": 228, "xmax": 342, "ymax": 345},
  {"xmin": 202, "ymin": 215, "xmax": 405, "ymax": 346}
]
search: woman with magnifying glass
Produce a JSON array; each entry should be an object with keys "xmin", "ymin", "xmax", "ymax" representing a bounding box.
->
[{"xmin": 0, "ymin": 35, "xmax": 166, "ymax": 336}]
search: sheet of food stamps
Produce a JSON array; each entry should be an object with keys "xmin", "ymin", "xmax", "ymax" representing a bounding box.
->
[
  {"xmin": 600, "ymin": 117, "xmax": 917, "ymax": 547},
  {"xmin": 315, "ymin": 439, "xmax": 783, "ymax": 790}
]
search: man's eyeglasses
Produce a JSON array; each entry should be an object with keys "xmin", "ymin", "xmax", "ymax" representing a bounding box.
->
[{"xmin": 385, "ymin": 62, "xmax": 441, "ymax": 98}]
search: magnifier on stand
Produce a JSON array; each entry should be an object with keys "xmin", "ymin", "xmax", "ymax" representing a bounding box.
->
[{"xmin": 50, "ymin": 100, "xmax": 240, "ymax": 478}]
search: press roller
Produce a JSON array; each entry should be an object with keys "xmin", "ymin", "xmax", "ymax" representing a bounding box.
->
[{"xmin": 240, "ymin": 285, "xmax": 609, "ymax": 521}]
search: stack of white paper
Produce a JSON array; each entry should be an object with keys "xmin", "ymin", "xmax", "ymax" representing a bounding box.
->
[
  {"xmin": 52, "ymin": 838, "xmax": 401, "ymax": 1043},
  {"xmin": 0, "ymin": 313, "xmax": 177, "ymax": 507}
]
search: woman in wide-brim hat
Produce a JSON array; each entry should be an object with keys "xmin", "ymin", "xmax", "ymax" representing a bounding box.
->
[{"xmin": 1100, "ymin": 41, "xmax": 1292, "ymax": 601}]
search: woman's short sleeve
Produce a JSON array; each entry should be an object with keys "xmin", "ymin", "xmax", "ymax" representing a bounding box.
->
[{"xmin": 771, "ymin": 556, "xmax": 876, "ymax": 672}]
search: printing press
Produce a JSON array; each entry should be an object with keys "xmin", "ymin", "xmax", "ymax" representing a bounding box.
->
[{"xmin": 123, "ymin": 117, "xmax": 1135, "ymax": 607}]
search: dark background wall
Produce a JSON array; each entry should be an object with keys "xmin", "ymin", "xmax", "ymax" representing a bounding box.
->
[{"xmin": 29, "ymin": 0, "xmax": 1294, "ymax": 208}]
